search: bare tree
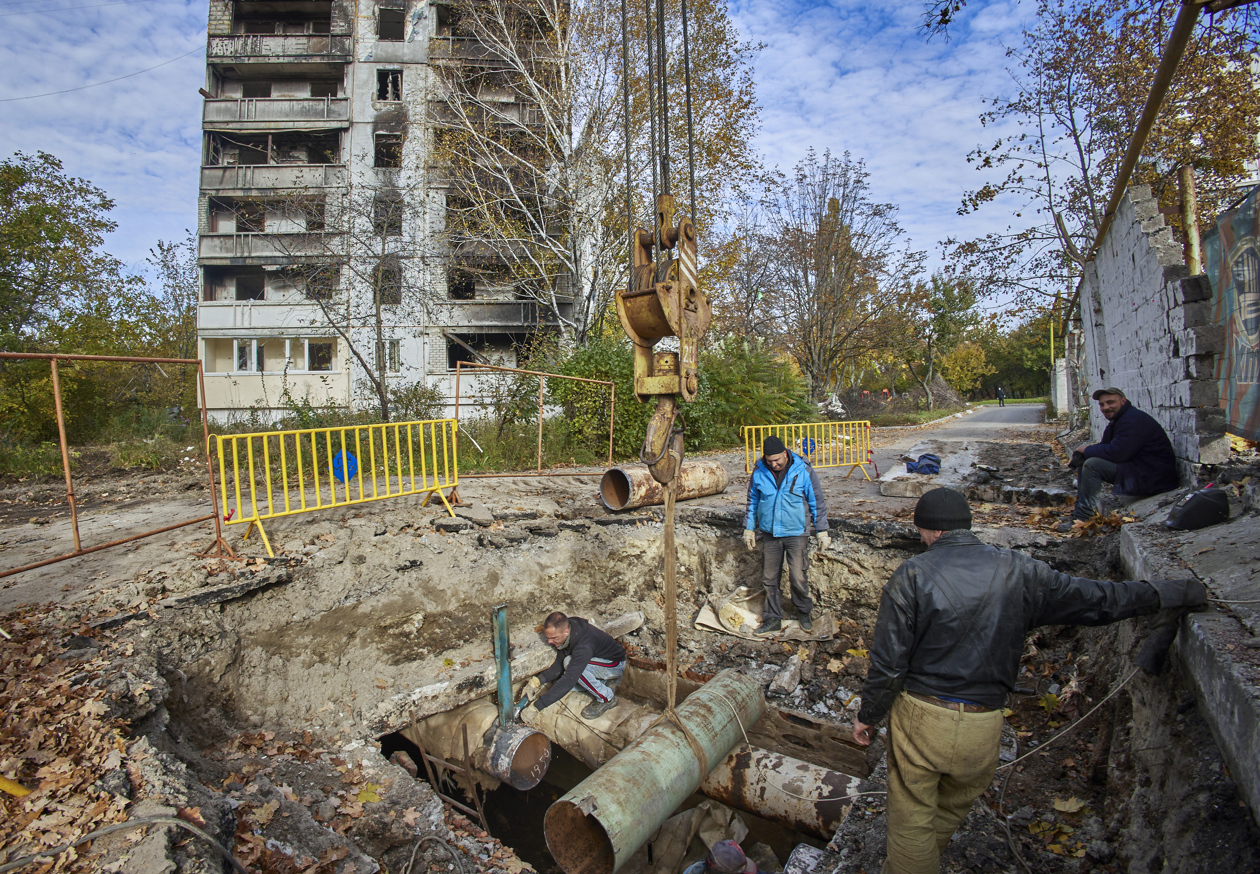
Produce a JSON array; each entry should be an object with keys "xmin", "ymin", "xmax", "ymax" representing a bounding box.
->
[
  {"xmin": 431, "ymin": 0, "xmax": 764, "ymax": 345},
  {"xmin": 252, "ymin": 176, "xmax": 438, "ymax": 422},
  {"xmin": 760, "ymin": 150, "xmax": 924, "ymax": 400}
]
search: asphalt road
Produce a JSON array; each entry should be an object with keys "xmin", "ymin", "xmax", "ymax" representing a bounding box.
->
[{"xmin": 927, "ymin": 402, "xmax": 1047, "ymax": 440}]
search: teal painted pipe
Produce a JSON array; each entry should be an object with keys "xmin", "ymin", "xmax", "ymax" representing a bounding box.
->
[
  {"xmin": 493, "ymin": 604, "xmax": 513, "ymax": 728},
  {"xmin": 543, "ymin": 669, "xmax": 765, "ymax": 874}
]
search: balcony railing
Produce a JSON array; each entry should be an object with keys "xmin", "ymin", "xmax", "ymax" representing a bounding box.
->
[
  {"xmin": 198, "ymin": 231, "xmax": 342, "ymax": 262},
  {"xmin": 201, "ymin": 163, "xmax": 347, "ymax": 192},
  {"xmin": 207, "ymin": 34, "xmax": 351, "ymax": 63},
  {"xmin": 204, "ymin": 97, "xmax": 349, "ymax": 129}
]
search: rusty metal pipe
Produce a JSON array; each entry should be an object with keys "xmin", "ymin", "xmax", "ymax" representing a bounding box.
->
[
  {"xmin": 543, "ymin": 669, "xmax": 764, "ymax": 874},
  {"xmin": 528, "ymin": 688, "xmax": 859, "ymax": 840},
  {"xmin": 404, "ymin": 699, "xmax": 552, "ymax": 791},
  {"xmin": 600, "ymin": 460, "xmax": 727, "ymax": 511}
]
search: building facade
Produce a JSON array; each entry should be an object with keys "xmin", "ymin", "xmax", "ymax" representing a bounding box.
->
[{"xmin": 197, "ymin": 0, "xmax": 568, "ymax": 423}]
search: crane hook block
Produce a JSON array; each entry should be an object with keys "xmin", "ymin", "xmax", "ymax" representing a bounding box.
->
[{"xmin": 616, "ymin": 195, "xmax": 711, "ymax": 404}]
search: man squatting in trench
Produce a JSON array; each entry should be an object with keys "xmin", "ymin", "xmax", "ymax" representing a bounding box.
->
[
  {"xmin": 850, "ymin": 487, "xmax": 1207, "ymax": 874},
  {"xmin": 516, "ymin": 612, "xmax": 627, "ymax": 720}
]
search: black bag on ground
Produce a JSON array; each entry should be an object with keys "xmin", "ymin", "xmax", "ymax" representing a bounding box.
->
[{"xmin": 1164, "ymin": 487, "xmax": 1229, "ymax": 531}]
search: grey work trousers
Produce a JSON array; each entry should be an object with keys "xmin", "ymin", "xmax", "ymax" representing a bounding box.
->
[
  {"xmin": 761, "ymin": 534, "xmax": 813, "ymax": 621},
  {"xmin": 1073, "ymin": 456, "xmax": 1119, "ymax": 520}
]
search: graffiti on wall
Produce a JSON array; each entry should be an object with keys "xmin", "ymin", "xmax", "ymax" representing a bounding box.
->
[{"xmin": 1205, "ymin": 185, "xmax": 1260, "ymax": 441}]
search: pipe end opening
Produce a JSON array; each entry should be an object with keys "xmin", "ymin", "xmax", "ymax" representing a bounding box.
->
[
  {"xmin": 599, "ymin": 469, "xmax": 631, "ymax": 511},
  {"xmin": 544, "ymin": 799, "xmax": 615, "ymax": 874}
]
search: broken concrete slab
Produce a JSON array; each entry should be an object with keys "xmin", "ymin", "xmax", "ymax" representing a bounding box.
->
[
  {"xmin": 455, "ymin": 503, "xmax": 495, "ymax": 527},
  {"xmin": 877, "ymin": 440, "xmax": 978, "ymax": 498}
]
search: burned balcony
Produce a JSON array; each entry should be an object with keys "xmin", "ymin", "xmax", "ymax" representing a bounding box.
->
[
  {"xmin": 207, "ymin": 34, "xmax": 351, "ymax": 64},
  {"xmin": 431, "ymin": 299, "xmax": 564, "ymax": 329},
  {"xmin": 201, "ymin": 131, "xmax": 345, "ymax": 193},
  {"xmin": 203, "ymin": 96, "xmax": 350, "ymax": 130}
]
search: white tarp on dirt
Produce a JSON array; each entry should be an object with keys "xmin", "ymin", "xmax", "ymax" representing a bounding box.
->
[{"xmin": 694, "ymin": 586, "xmax": 836, "ymax": 641}]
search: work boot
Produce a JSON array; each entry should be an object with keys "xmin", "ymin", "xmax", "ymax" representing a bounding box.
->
[
  {"xmin": 799, "ymin": 614, "xmax": 813, "ymax": 632},
  {"xmin": 754, "ymin": 619, "xmax": 781, "ymax": 636},
  {"xmin": 582, "ymin": 697, "xmax": 616, "ymax": 719}
]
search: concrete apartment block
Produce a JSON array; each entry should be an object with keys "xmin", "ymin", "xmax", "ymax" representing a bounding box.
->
[
  {"xmin": 196, "ymin": 0, "xmax": 568, "ymax": 424},
  {"xmin": 1076, "ymin": 185, "xmax": 1230, "ymax": 481}
]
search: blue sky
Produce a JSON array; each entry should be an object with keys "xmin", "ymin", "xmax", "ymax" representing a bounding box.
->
[{"xmin": 0, "ymin": 0, "xmax": 1029, "ymax": 276}]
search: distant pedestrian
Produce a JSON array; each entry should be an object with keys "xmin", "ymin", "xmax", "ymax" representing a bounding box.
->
[{"xmin": 996, "ymin": 386, "xmax": 1005, "ymax": 407}]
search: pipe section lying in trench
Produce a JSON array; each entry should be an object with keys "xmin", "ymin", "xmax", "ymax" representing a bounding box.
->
[
  {"xmin": 599, "ymin": 461, "xmax": 729, "ymax": 511},
  {"xmin": 404, "ymin": 699, "xmax": 552, "ymax": 791},
  {"xmin": 542, "ymin": 669, "xmax": 764, "ymax": 874},
  {"xmin": 525, "ymin": 683, "xmax": 860, "ymax": 841}
]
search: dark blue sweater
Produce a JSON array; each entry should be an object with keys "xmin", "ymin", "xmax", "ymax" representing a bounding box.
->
[{"xmin": 1082, "ymin": 402, "xmax": 1179, "ymax": 496}]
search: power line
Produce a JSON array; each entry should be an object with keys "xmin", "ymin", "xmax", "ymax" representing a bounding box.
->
[
  {"xmin": 0, "ymin": 45, "xmax": 203, "ymax": 103},
  {"xmin": 0, "ymin": 0, "xmax": 151, "ymax": 16}
]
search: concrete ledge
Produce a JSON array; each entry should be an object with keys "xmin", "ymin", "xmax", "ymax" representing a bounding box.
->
[{"xmin": 1178, "ymin": 611, "xmax": 1260, "ymax": 820}]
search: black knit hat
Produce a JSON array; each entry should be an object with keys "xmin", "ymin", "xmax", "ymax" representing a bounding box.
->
[
  {"xmin": 762, "ymin": 435, "xmax": 786, "ymax": 456},
  {"xmin": 913, "ymin": 488, "xmax": 972, "ymax": 531}
]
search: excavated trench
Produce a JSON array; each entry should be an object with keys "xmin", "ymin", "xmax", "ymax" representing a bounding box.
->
[{"xmin": 132, "ymin": 500, "xmax": 1260, "ymax": 873}]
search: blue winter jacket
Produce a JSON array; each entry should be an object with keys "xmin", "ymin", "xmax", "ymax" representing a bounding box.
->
[
  {"xmin": 1082, "ymin": 401, "xmax": 1179, "ymax": 496},
  {"xmin": 745, "ymin": 451, "xmax": 829, "ymax": 537}
]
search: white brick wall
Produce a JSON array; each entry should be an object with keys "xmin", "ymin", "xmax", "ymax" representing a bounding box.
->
[{"xmin": 1075, "ymin": 185, "xmax": 1229, "ymax": 483}]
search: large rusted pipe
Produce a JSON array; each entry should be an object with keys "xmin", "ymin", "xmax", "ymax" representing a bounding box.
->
[
  {"xmin": 599, "ymin": 460, "xmax": 728, "ymax": 511},
  {"xmin": 526, "ymin": 689, "xmax": 859, "ymax": 839},
  {"xmin": 543, "ymin": 669, "xmax": 764, "ymax": 874},
  {"xmin": 404, "ymin": 699, "xmax": 552, "ymax": 791}
]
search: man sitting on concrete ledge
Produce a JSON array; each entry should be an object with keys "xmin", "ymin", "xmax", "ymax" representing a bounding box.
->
[{"xmin": 1071, "ymin": 387, "xmax": 1179, "ymax": 522}]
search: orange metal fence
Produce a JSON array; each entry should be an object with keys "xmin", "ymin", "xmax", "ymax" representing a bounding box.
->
[{"xmin": 0, "ymin": 353, "xmax": 231, "ymax": 580}]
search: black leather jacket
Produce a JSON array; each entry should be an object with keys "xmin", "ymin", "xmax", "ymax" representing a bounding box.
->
[{"xmin": 858, "ymin": 530, "xmax": 1161, "ymax": 723}]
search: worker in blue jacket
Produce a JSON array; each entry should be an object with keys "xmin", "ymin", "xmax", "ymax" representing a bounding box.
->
[
  {"xmin": 1071, "ymin": 387, "xmax": 1179, "ymax": 521},
  {"xmin": 744, "ymin": 435, "xmax": 830, "ymax": 636}
]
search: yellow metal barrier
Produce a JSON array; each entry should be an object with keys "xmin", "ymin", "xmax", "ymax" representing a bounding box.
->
[
  {"xmin": 213, "ymin": 419, "xmax": 458, "ymax": 557},
  {"xmin": 742, "ymin": 421, "xmax": 873, "ymax": 481}
]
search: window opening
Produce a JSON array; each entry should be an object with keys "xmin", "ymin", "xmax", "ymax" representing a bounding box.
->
[
  {"xmin": 446, "ymin": 336, "xmax": 479, "ymax": 370},
  {"xmin": 236, "ymin": 201, "xmax": 266, "ymax": 233},
  {"xmin": 236, "ymin": 274, "xmax": 265, "ymax": 300},
  {"xmin": 448, "ymin": 270, "xmax": 475, "ymax": 300},
  {"xmin": 374, "ymin": 133, "xmax": 403, "ymax": 168},
  {"xmin": 377, "ymin": 69, "xmax": 403, "ymax": 101},
  {"xmin": 304, "ymin": 266, "xmax": 338, "ymax": 301},
  {"xmin": 378, "ymin": 6, "xmax": 405, "ymax": 40},
  {"xmin": 374, "ymin": 258, "xmax": 403, "ymax": 306},
  {"xmin": 242, "ymin": 20, "xmax": 276, "ymax": 34},
  {"xmin": 305, "ymin": 199, "xmax": 326, "ymax": 231},
  {"xmin": 388, "ymin": 339, "xmax": 402, "ymax": 373},
  {"xmin": 373, "ymin": 194, "xmax": 403, "ymax": 235},
  {"xmin": 310, "ymin": 80, "xmax": 339, "ymax": 98},
  {"xmin": 308, "ymin": 341, "xmax": 333, "ymax": 371},
  {"xmin": 242, "ymin": 82, "xmax": 272, "ymax": 98}
]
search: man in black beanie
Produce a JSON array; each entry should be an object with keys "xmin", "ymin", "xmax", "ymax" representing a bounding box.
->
[
  {"xmin": 744, "ymin": 434, "xmax": 830, "ymax": 635},
  {"xmin": 851, "ymin": 487, "xmax": 1207, "ymax": 874}
]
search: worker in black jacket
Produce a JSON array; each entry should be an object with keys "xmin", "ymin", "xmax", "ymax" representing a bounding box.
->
[
  {"xmin": 524, "ymin": 612, "xmax": 626, "ymax": 720},
  {"xmin": 852, "ymin": 488, "xmax": 1206, "ymax": 874},
  {"xmin": 1072, "ymin": 386, "xmax": 1179, "ymax": 521}
]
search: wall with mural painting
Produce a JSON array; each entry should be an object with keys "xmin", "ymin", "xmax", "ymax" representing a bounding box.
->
[{"xmin": 1204, "ymin": 186, "xmax": 1260, "ymax": 442}]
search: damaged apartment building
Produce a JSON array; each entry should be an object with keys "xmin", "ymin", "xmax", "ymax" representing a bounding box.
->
[{"xmin": 197, "ymin": 0, "xmax": 569, "ymax": 423}]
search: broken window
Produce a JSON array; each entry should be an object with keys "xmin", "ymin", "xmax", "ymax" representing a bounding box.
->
[
  {"xmin": 377, "ymin": 339, "xmax": 403, "ymax": 373},
  {"xmin": 235, "ymin": 201, "xmax": 266, "ymax": 233},
  {"xmin": 310, "ymin": 80, "xmax": 339, "ymax": 98},
  {"xmin": 307, "ymin": 341, "xmax": 334, "ymax": 371},
  {"xmin": 305, "ymin": 199, "xmax": 326, "ymax": 232},
  {"xmin": 374, "ymin": 133, "xmax": 403, "ymax": 168},
  {"xmin": 236, "ymin": 140, "xmax": 270, "ymax": 165},
  {"xmin": 378, "ymin": 5, "xmax": 405, "ymax": 40},
  {"xmin": 242, "ymin": 20, "xmax": 277, "ymax": 34},
  {"xmin": 374, "ymin": 257, "xmax": 403, "ymax": 306},
  {"xmin": 236, "ymin": 339, "xmax": 265, "ymax": 372},
  {"xmin": 448, "ymin": 270, "xmax": 475, "ymax": 300},
  {"xmin": 242, "ymin": 82, "xmax": 272, "ymax": 99},
  {"xmin": 377, "ymin": 69, "xmax": 403, "ymax": 102},
  {"xmin": 373, "ymin": 194, "xmax": 403, "ymax": 236},
  {"xmin": 302, "ymin": 266, "xmax": 339, "ymax": 301},
  {"xmin": 447, "ymin": 337, "xmax": 478, "ymax": 370},
  {"xmin": 236, "ymin": 274, "xmax": 265, "ymax": 300}
]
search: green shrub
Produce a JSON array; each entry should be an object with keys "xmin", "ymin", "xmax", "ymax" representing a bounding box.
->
[{"xmin": 0, "ymin": 439, "xmax": 69, "ymax": 478}]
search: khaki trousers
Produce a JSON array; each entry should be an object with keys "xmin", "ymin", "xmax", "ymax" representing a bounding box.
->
[{"xmin": 880, "ymin": 692, "xmax": 1004, "ymax": 874}]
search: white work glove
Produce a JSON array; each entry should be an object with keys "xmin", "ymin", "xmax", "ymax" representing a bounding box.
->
[
  {"xmin": 743, "ymin": 529, "xmax": 756, "ymax": 551},
  {"xmin": 524, "ymin": 676, "xmax": 542, "ymax": 701},
  {"xmin": 816, "ymin": 531, "xmax": 831, "ymax": 552}
]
